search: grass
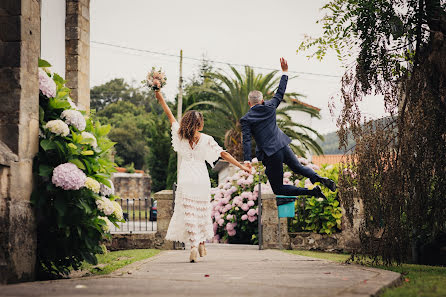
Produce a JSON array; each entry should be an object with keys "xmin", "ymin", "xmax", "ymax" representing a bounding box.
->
[
  {"xmin": 285, "ymin": 250, "xmax": 446, "ymax": 297},
  {"xmin": 78, "ymin": 249, "xmax": 160, "ymax": 276}
]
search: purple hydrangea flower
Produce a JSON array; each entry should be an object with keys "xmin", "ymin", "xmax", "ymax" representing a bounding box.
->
[{"xmin": 52, "ymin": 163, "xmax": 86, "ymax": 190}]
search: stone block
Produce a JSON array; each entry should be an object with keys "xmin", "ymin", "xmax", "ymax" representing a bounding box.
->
[
  {"xmin": 0, "ymin": 124, "xmax": 19, "ymax": 154},
  {"xmin": 18, "ymin": 117, "xmax": 39, "ymax": 159},
  {"xmin": 0, "ymin": 0, "xmax": 21, "ymax": 16},
  {"xmin": 66, "ymin": 39, "xmax": 79, "ymax": 55},
  {"xmin": 66, "ymin": 1, "xmax": 81, "ymax": 15},
  {"xmin": 65, "ymin": 14, "xmax": 79, "ymax": 27},
  {"xmin": 106, "ymin": 233, "xmax": 157, "ymax": 251},
  {"xmin": 0, "ymin": 68, "xmax": 20, "ymax": 92},
  {"xmin": 0, "ymin": 42, "xmax": 21, "ymax": 67},
  {"xmin": 81, "ymin": 3, "xmax": 89, "ymax": 21},
  {"xmin": 0, "ymin": 16, "xmax": 21, "ymax": 41},
  {"xmin": 65, "ymin": 26, "xmax": 80, "ymax": 40},
  {"xmin": 8, "ymin": 160, "xmax": 33, "ymax": 202},
  {"xmin": 7, "ymin": 200, "xmax": 36, "ymax": 283}
]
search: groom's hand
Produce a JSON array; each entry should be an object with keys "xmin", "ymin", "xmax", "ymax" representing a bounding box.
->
[{"xmin": 280, "ymin": 57, "xmax": 288, "ymax": 72}]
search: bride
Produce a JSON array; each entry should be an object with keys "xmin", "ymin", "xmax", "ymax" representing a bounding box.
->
[{"xmin": 154, "ymin": 88, "xmax": 250, "ymax": 263}]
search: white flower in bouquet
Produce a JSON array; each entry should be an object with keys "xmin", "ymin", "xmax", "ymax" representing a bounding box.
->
[
  {"xmin": 145, "ymin": 67, "xmax": 167, "ymax": 91},
  {"xmin": 100, "ymin": 180, "xmax": 115, "ymax": 197},
  {"xmin": 81, "ymin": 131, "xmax": 97, "ymax": 148},
  {"xmin": 111, "ymin": 200, "xmax": 124, "ymax": 220},
  {"xmin": 45, "ymin": 120, "xmax": 70, "ymax": 137},
  {"xmin": 85, "ymin": 177, "xmax": 100, "ymax": 193},
  {"xmin": 96, "ymin": 196, "xmax": 115, "ymax": 216},
  {"xmin": 38, "ymin": 68, "xmax": 56, "ymax": 98},
  {"xmin": 61, "ymin": 109, "xmax": 86, "ymax": 131}
]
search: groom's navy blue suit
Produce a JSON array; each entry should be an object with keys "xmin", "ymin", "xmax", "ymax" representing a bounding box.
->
[{"xmin": 240, "ymin": 74, "xmax": 320, "ymax": 196}]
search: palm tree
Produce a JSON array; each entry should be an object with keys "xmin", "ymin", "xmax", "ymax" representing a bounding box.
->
[{"xmin": 187, "ymin": 66, "xmax": 323, "ymax": 160}]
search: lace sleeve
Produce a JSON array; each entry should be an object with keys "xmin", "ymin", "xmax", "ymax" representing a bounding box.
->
[
  {"xmin": 205, "ymin": 135, "xmax": 225, "ymax": 168},
  {"xmin": 171, "ymin": 122, "xmax": 181, "ymax": 152}
]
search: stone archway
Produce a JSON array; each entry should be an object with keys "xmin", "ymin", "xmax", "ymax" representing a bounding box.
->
[{"xmin": 0, "ymin": 0, "xmax": 91, "ymax": 283}]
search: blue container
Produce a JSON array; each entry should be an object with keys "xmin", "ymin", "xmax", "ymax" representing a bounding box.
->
[{"xmin": 276, "ymin": 196, "xmax": 296, "ymax": 218}]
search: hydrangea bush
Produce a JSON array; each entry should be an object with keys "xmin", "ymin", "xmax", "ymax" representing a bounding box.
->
[
  {"xmin": 211, "ymin": 159, "xmax": 268, "ymax": 244},
  {"xmin": 33, "ymin": 59, "xmax": 123, "ymax": 278},
  {"xmin": 211, "ymin": 157, "xmax": 342, "ymax": 244}
]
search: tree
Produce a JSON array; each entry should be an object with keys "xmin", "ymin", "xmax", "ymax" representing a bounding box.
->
[
  {"xmin": 187, "ymin": 66, "xmax": 323, "ymax": 160},
  {"xmin": 300, "ymin": 0, "xmax": 446, "ymax": 264}
]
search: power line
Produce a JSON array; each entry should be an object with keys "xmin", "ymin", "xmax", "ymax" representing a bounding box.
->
[{"xmin": 91, "ymin": 41, "xmax": 342, "ymax": 78}]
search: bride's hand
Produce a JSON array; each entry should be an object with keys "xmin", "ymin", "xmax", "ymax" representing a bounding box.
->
[{"xmin": 240, "ymin": 164, "xmax": 251, "ymax": 173}]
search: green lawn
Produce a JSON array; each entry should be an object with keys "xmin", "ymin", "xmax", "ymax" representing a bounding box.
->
[
  {"xmin": 78, "ymin": 249, "xmax": 160, "ymax": 276},
  {"xmin": 285, "ymin": 250, "xmax": 446, "ymax": 297}
]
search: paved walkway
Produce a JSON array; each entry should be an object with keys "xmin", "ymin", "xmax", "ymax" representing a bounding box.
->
[{"xmin": 2, "ymin": 244, "xmax": 401, "ymax": 297}]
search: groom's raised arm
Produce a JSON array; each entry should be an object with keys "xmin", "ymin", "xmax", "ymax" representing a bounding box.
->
[
  {"xmin": 240, "ymin": 118, "xmax": 252, "ymax": 162},
  {"xmin": 264, "ymin": 74, "xmax": 288, "ymax": 109},
  {"xmin": 265, "ymin": 58, "xmax": 289, "ymax": 109}
]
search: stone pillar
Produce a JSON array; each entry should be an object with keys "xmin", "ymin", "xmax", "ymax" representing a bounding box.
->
[
  {"xmin": 65, "ymin": 0, "xmax": 89, "ymax": 111},
  {"xmin": 153, "ymin": 190, "xmax": 174, "ymax": 249},
  {"xmin": 0, "ymin": 0, "xmax": 40, "ymax": 284},
  {"xmin": 261, "ymin": 193, "xmax": 290, "ymax": 249}
]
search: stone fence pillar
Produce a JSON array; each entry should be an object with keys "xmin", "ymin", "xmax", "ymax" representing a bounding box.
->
[
  {"xmin": 261, "ymin": 193, "xmax": 290, "ymax": 249},
  {"xmin": 154, "ymin": 190, "xmax": 174, "ymax": 249}
]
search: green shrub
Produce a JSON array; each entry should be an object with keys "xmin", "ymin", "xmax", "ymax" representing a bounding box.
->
[{"xmin": 33, "ymin": 60, "xmax": 124, "ymax": 279}]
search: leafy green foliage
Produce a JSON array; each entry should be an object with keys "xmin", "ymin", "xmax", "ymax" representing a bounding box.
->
[
  {"xmin": 33, "ymin": 62, "xmax": 122, "ymax": 279},
  {"xmin": 288, "ymin": 164, "xmax": 342, "ymax": 235}
]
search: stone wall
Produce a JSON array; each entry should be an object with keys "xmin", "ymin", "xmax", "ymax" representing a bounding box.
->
[
  {"xmin": 65, "ymin": 0, "xmax": 90, "ymax": 110},
  {"xmin": 261, "ymin": 192, "xmax": 363, "ymax": 252},
  {"xmin": 154, "ymin": 190, "xmax": 175, "ymax": 249},
  {"xmin": 0, "ymin": 0, "xmax": 40, "ymax": 284},
  {"xmin": 112, "ymin": 172, "xmax": 151, "ymax": 199}
]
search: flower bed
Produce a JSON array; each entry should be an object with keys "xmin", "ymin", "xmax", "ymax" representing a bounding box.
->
[{"xmin": 33, "ymin": 60, "xmax": 124, "ymax": 278}]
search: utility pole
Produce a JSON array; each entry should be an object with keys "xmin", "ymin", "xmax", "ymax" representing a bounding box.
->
[
  {"xmin": 177, "ymin": 50, "xmax": 183, "ymax": 172},
  {"xmin": 177, "ymin": 49, "xmax": 183, "ymax": 121}
]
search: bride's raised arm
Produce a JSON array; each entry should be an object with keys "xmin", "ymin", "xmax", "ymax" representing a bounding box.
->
[{"xmin": 155, "ymin": 90, "xmax": 177, "ymax": 125}]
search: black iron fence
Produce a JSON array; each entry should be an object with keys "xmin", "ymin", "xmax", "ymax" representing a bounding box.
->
[{"xmin": 110, "ymin": 198, "xmax": 157, "ymax": 233}]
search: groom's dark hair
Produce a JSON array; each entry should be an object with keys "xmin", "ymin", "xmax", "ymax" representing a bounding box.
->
[{"xmin": 178, "ymin": 110, "xmax": 204, "ymax": 143}]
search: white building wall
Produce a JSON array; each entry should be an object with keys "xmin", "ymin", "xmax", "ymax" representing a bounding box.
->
[{"xmin": 40, "ymin": 0, "xmax": 66, "ymax": 77}]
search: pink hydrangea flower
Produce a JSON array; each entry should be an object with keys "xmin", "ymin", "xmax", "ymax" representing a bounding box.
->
[
  {"xmin": 241, "ymin": 203, "xmax": 249, "ymax": 211},
  {"xmin": 213, "ymin": 234, "xmax": 220, "ymax": 243},
  {"xmin": 284, "ymin": 171, "xmax": 292, "ymax": 178},
  {"xmin": 252, "ymin": 158, "xmax": 259, "ymax": 164},
  {"xmin": 241, "ymin": 214, "xmax": 248, "ymax": 221},
  {"xmin": 247, "ymin": 200, "xmax": 255, "ymax": 207},
  {"xmin": 217, "ymin": 219, "xmax": 224, "ymax": 226},
  {"xmin": 226, "ymin": 214, "xmax": 233, "ymax": 220},
  {"xmin": 52, "ymin": 163, "xmax": 86, "ymax": 190},
  {"xmin": 226, "ymin": 223, "xmax": 234, "ymax": 231},
  {"xmin": 247, "ymin": 209, "xmax": 256, "ymax": 216},
  {"xmin": 294, "ymin": 179, "xmax": 301, "ymax": 186},
  {"xmin": 248, "ymin": 215, "xmax": 257, "ymax": 222},
  {"xmin": 39, "ymin": 68, "xmax": 56, "ymax": 98},
  {"xmin": 228, "ymin": 229, "xmax": 236, "ymax": 236},
  {"xmin": 283, "ymin": 177, "xmax": 290, "ymax": 184},
  {"xmin": 305, "ymin": 179, "xmax": 313, "ymax": 188}
]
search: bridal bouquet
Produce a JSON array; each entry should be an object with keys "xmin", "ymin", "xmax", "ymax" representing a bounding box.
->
[{"xmin": 144, "ymin": 67, "xmax": 167, "ymax": 91}]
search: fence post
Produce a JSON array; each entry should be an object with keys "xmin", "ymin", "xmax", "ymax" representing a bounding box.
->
[
  {"xmin": 154, "ymin": 190, "xmax": 175, "ymax": 249},
  {"xmin": 261, "ymin": 193, "xmax": 290, "ymax": 249}
]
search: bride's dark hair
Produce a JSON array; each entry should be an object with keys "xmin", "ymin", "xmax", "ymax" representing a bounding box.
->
[{"xmin": 179, "ymin": 110, "xmax": 204, "ymax": 143}]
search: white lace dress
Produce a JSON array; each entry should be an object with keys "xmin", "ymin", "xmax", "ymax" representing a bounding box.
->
[{"xmin": 165, "ymin": 122, "xmax": 224, "ymax": 246}]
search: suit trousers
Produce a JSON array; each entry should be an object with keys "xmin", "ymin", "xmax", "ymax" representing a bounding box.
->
[{"xmin": 262, "ymin": 145, "xmax": 320, "ymax": 196}]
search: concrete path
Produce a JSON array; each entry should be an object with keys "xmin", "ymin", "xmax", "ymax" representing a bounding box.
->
[{"xmin": 2, "ymin": 244, "xmax": 401, "ymax": 297}]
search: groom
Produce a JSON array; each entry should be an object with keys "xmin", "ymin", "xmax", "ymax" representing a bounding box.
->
[{"xmin": 240, "ymin": 58, "xmax": 336, "ymax": 198}]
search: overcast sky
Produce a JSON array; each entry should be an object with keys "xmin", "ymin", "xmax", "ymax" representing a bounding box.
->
[{"xmin": 90, "ymin": 0, "xmax": 385, "ymax": 134}]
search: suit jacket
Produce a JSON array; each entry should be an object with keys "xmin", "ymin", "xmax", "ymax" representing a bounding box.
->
[{"xmin": 240, "ymin": 74, "xmax": 291, "ymax": 161}]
